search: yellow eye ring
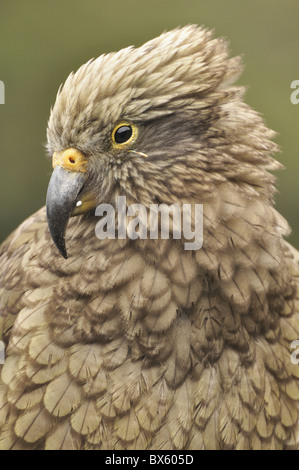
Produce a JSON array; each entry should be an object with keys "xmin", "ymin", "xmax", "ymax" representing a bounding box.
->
[{"xmin": 111, "ymin": 121, "xmax": 138, "ymax": 150}]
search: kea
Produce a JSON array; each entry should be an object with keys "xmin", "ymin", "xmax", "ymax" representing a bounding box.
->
[{"xmin": 0, "ymin": 25, "xmax": 299, "ymax": 451}]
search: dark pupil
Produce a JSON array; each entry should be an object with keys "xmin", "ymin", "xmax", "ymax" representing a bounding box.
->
[{"xmin": 115, "ymin": 125, "xmax": 132, "ymax": 144}]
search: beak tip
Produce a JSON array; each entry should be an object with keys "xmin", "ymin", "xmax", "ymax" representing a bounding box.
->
[
  {"xmin": 47, "ymin": 226, "xmax": 68, "ymax": 259},
  {"xmin": 59, "ymin": 246, "xmax": 68, "ymax": 259}
]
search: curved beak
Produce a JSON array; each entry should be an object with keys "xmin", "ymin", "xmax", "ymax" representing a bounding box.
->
[
  {"xmin": 46, "ymin": 148, "xmax": 95, "ymax": 259},
  {"xmin": 46, "ymin": 165, "xmax": 87, "ymax": 258}
]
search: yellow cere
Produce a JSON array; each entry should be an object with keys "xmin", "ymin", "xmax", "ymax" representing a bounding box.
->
[{"xmin": 52, "ymin": 148, "xmax": 88, "ymax": 173}]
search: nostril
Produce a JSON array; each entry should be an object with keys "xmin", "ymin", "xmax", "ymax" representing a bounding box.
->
[{"xmin": 69, "ymin": 157, "xmax": 76, "ymax": 164}]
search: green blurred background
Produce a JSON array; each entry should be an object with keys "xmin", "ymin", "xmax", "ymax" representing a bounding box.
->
[{"xmin": 0, "ymin": 0, "xmax": 298, "ymax": 247}]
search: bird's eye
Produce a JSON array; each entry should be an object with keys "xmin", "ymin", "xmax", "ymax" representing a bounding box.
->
[
  {"xmin": 115, "ymin": 125, "xmax": 132, "ymax": 143},
  {"xmin": 112, "ymin": 122, "xmax": 138, "ymax": 149}
]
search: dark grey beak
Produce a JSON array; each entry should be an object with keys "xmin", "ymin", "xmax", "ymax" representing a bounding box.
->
[{"xmin": 46, "ymin": 166, "xmax": 86, "ymax": 259}]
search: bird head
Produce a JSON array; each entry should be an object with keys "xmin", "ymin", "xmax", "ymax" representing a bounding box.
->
[{"xmin": 46, "ymin": 25, "xmax": 281, "ymax": 258}]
